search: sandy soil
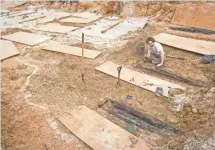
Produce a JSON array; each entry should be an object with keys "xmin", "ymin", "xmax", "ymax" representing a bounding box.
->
[{"xmin": 1, "ymin": 1, "xmax": 215, "ymax": 150}]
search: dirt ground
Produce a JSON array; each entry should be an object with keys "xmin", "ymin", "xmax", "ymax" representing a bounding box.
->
[{"xmin": 1, "ymin": 1, "xmax": 215, "ymax": 150}]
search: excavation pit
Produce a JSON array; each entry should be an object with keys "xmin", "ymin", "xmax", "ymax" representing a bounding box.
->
[{"xmin": 99, "ymin": 99, "xmax": 183, "ymax": 138}]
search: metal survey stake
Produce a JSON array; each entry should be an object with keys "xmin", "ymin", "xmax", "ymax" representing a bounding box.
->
[
  {"xmin": 117, "ymin": 66, "xmax": 122, "ymax": 85},
  {"xmin": 82, "ymin": 33, "xmax": 85, "ymax": 83}
]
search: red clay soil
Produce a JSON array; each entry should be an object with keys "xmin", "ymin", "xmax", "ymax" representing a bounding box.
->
[{"xmin": 172, "ymin": 3, "xmax": 215, "ymax": 31}]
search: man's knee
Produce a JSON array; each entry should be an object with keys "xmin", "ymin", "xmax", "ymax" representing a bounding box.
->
[{"xmin": 148, "ymin": 54, "xmax": 161, "ymax": 63}]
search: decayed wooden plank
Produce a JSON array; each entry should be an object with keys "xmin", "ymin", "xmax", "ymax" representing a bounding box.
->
[
  {"xmin": 1, "ymin": 31, "xmax": 51, "ymax": 46},
  {"xmin": 60, "ymin": 17, "xmax": 96, "ymax": 24},
  {"xmin": 33, "ymin": 23, "xmax": 77, "ymax": 33},
  {"xmin": 95, "ymin": 61, "xmax": 186, "ymax": 97},
  {"xmin": 154, "ymin": 33, "xmax": 215, "ymax": 55},
  {"xmin": 8, "ymin": 10, "xmax": 35, "ymax": 17},
  {"xmin": 59, "ymin": 105, "xmax": 151, "ymax": 150},
  {"xmin": 54, "ymin": 11, "xmax": 71, "ymax": 19},
  {"xmin": 0, "ymin": 40, "xmax": 19, "ymax": 60},
  {"xmin": 36, "ymin": 12, "xmax": 71, "ymax": 24},
  {"xmin": 71, "ymin": 12, "xmax": 102, "ymax": 20},
  {"xmin": 18, "ymin": 15, "xmax": 45, "ymax": 23},
  {"xmin": 42, "ymin": 42, "xmax": 101, "ymax": 59},
  {"xmin": 37, "ymin": 17, "xmax": 54, "ymax": 24}
]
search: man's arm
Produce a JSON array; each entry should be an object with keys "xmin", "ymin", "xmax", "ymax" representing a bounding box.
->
[
  {"xmin": 157, "ymin": 50, "xmax": 164, "ymax": 67},
  {"xmin": 146, "ymin": 45, "xmax": 151, "ymax": 57}
]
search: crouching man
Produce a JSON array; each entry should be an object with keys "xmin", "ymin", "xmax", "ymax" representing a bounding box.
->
[{"xmin": 145, "ymin": 37, "xmax": 165, "ymax": 67}]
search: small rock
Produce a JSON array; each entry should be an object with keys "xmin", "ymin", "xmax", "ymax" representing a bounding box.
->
[
  {"xmin": 184, "ymin": 106, "xmax": 191, "ymax": 115},
  {"xmin": 129, "ymin": 136, "xmax": 138, "ymax": 148},
  {"xmin": 16, "ymin": 64, "xmax": 27, "ymax": 70},
  {"xmin": 9, "ymin": 72, "xmax": 19, "ymax": 80},
  {"xmin": 192, "ymin": 107, "xmax": 198, "ymax": 114},
  {"xmin": 198, "ymin": 108, "xmax": 208, "ymax": 114},
  {"xmin": 1, "ymin": 100, "xmax": 10, "ymax": 106},
  {"xmin": 198, "ymin": 109, "xmax": 203, "ymax": 114},
  {"xmin": 185, "ymin": 106, "xmax": 192, "ymax": 112},
  {"xmin": 168, "ymin": 115, "xmax": 179, "ymax": 124},
  {"xmin": 129, "ymin": 136, "xmax": 138, "ymax": 145},
  {"xmin": 210, "ymin": 87, "xmax": 215, "ymax": 93},
  {"xmin": 178, "ymin": 112, "xmax": 185, "ymax": 118},
  {"xmin": 69, "ymin": 64, "xmax": 77, "ymax": 70}
]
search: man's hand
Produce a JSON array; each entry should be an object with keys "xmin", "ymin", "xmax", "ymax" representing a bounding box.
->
[
  {"xmin": 145, "ymin": 45, "xmax": 151, "ymax": 58},
  {"xmin": 157, "ymin": 50, "xmax": 164, "ymax": 67},
  {"xmin": 157, "ymin": 63, "xmax": 163, "ymax": 67},
  {"xmin": 144, "ymin": 53, "xmax": 150, "ymax": 58}
]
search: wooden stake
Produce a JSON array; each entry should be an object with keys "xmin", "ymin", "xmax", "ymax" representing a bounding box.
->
[
  {"xmin": 81, "ymin": 33, "xmax": 85, "ymax": 83},
  {"xmin": 82, "ymin": 32, "xmax": 84, "ymax": 57}
]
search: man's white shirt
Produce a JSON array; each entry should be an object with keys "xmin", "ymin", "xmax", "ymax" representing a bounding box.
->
[{"xmin": 151, "ymin": 42, "xmax": 164, "ymax": 55}]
